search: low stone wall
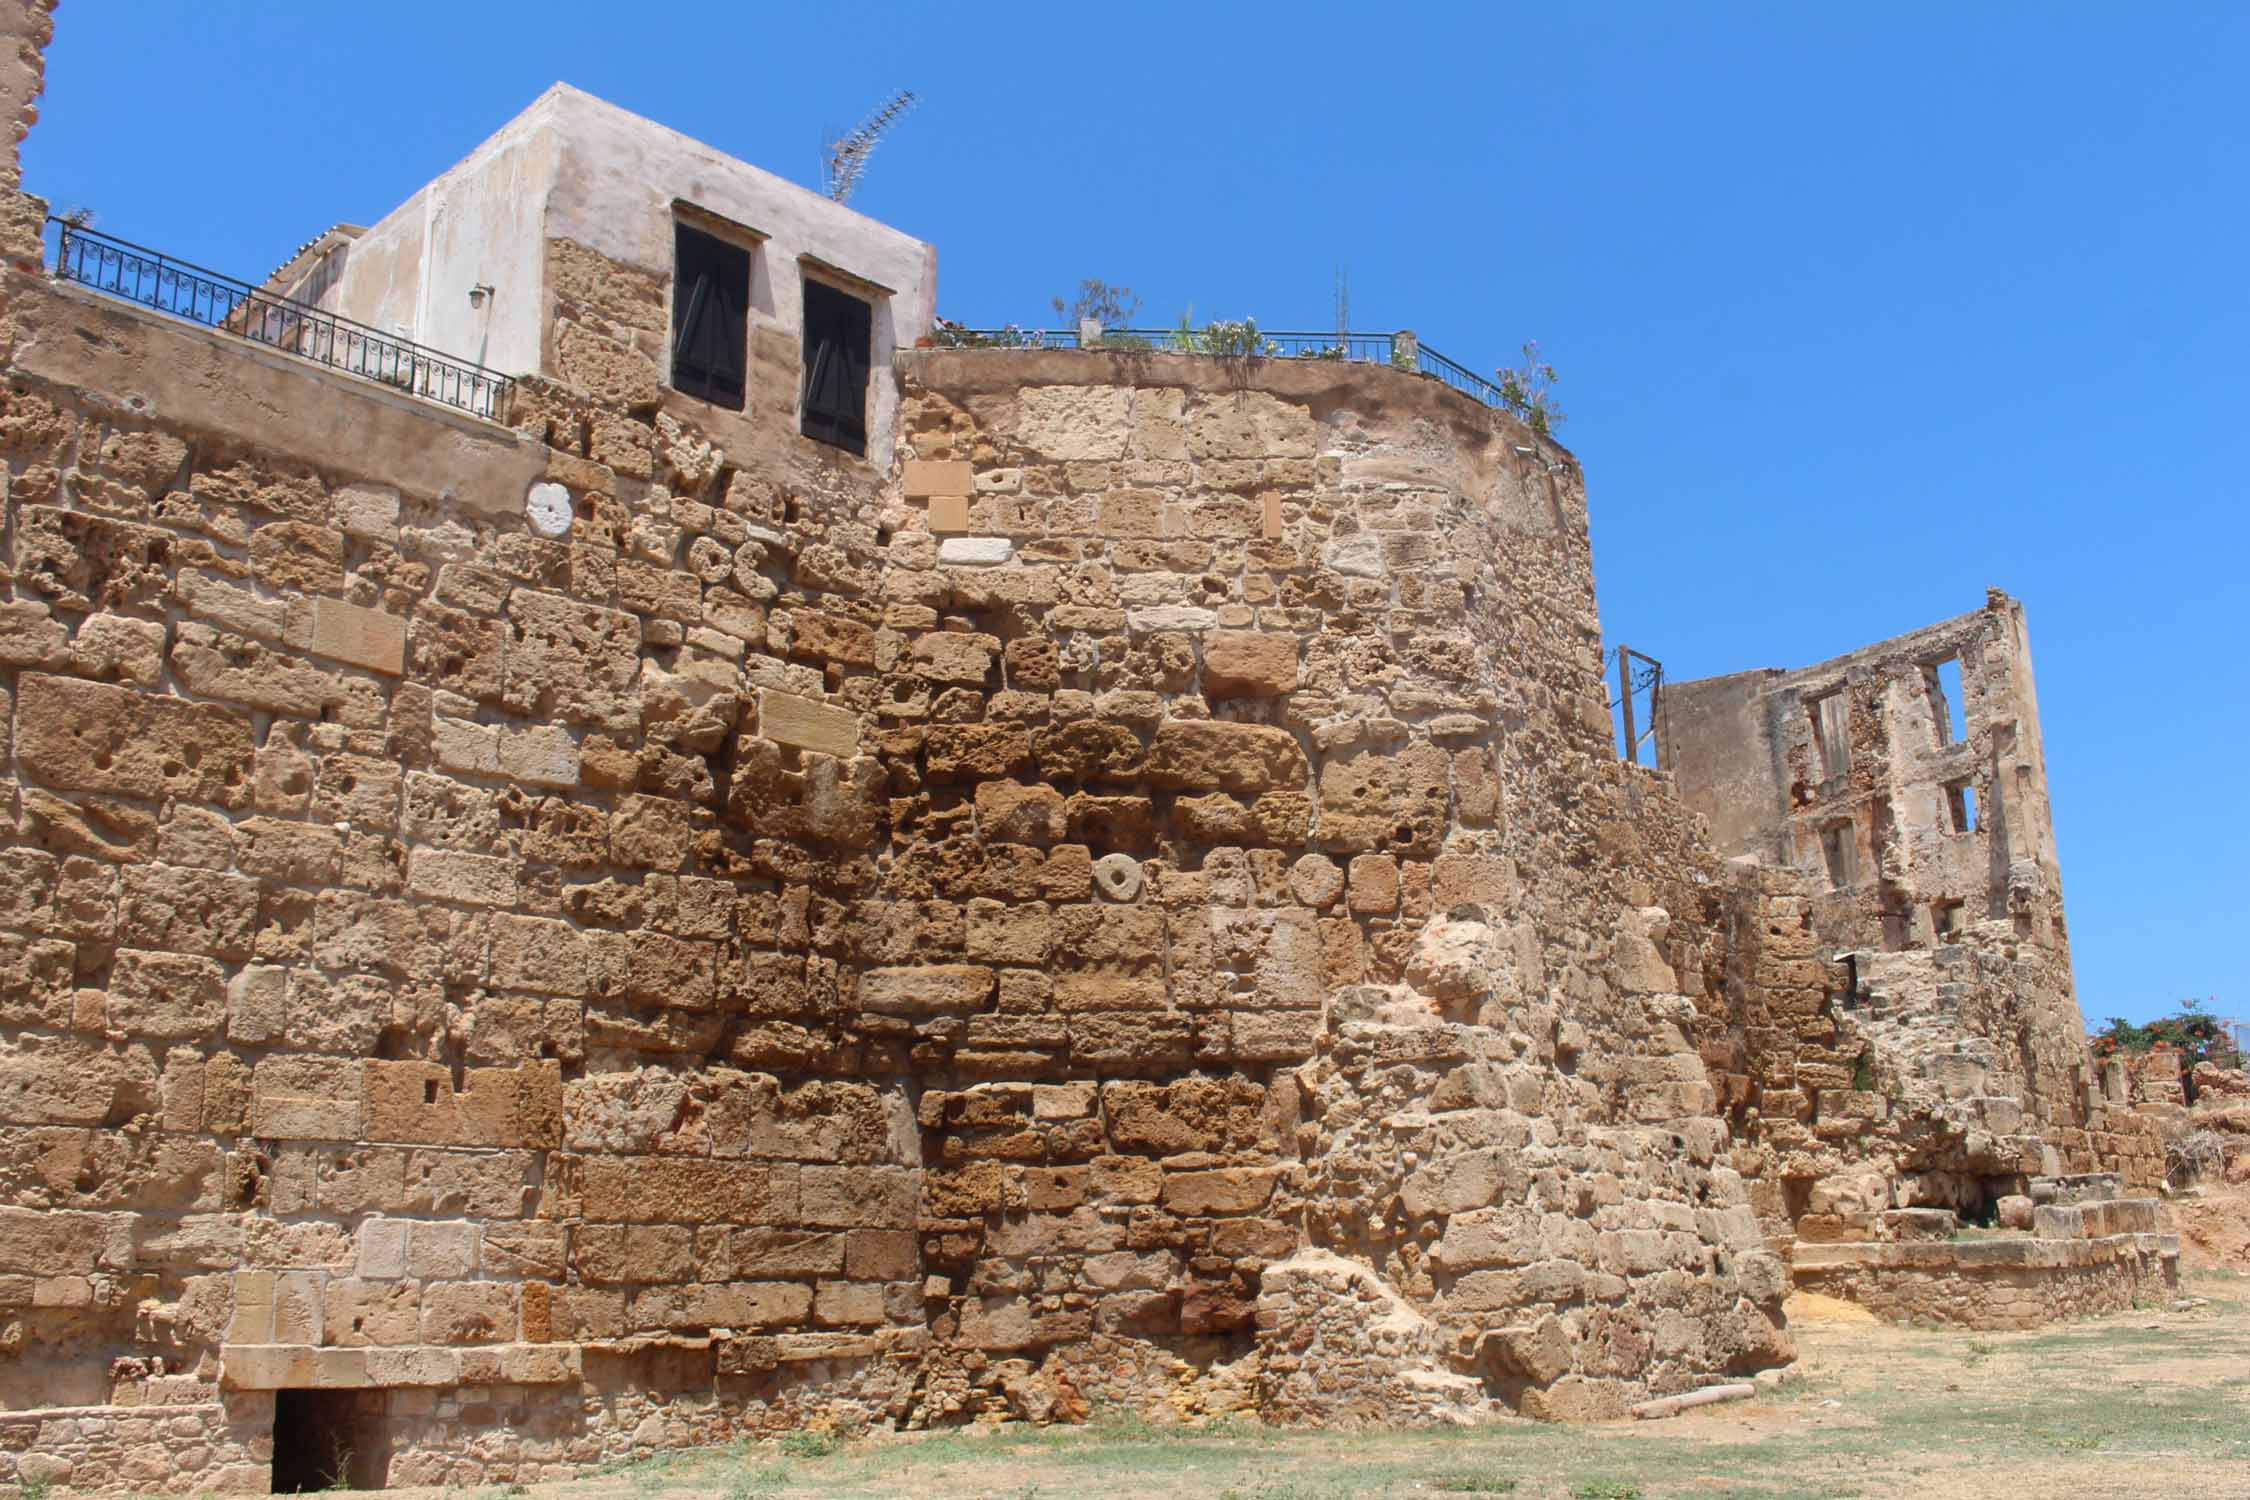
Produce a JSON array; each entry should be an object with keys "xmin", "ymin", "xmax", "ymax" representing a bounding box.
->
[
  {"xmin": 0, "ymin": 1395, "xmax": 266, "ymax": 1495},
  {"xmin": 1792, "ymin": 1234, "xmax": 2178, "ymax": 1331}
]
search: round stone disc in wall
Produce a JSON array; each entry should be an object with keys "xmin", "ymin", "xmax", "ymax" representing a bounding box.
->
[
  {"xmin": 525, "ymin": 481, "xmax": 575, "ymax": 538},
  {"xmin": 1093, "ymin": 853, "xmax": 1143, "ymax": 902}
]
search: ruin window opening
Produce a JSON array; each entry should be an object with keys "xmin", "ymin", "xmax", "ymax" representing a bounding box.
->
[
  {"xmin": 1926, "ymin": 656, "xmax": 1966, "ymax": 745},
  {"xmin": 1932, "ymin": 899, "xmax": 1962, "ymax": 941},
  {"xmin": 271, "ymin": 1388, "xmax": 370, "ymax": 1493},
  {"xmin": 1819, "ymin": 819, "xmax": 1856, "ymax": 889},
  {"xmin": 800, "ymin": 276, "xmax": 872, "ymax": 456},
  {"xmin": 670, "ymin": 221, "xmax": 752, "ymax": 411},
  {"xmin": 1808, "ymin": 690, "xmax": 1850, "ymax": 782},
  {"xmin": 1944, "ymin": 778, "xmax": 1977, "ymax": 833}
]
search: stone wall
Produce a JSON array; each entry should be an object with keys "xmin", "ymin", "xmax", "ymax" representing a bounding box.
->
[
  {"xmin": 1658, "ymin": 595, "xmax": 2165, "ymax": 1234},
  {"xmin": 0, "ymin": 207, "xmax": 1799, "ymax": 1485},
  {"xmin": 1791, "ymin": 1233, "xmax": 2177, "ymax": 1331}
]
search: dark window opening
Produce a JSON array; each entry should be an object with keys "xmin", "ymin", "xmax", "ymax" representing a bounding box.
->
[
  {"xmin": 1944, "ymin": 778, "xmax": 1977, "ymax": 833},
  {"xmin": 1808, "ymin": 691, "xmax": 1850, "ymax": 782},
  {"xmin": 1819, "ymin": 819, "xmax": 1855, "ymax": 889},
  {"xmin": 272, "ymin": 1389, "xmax": 374, "ymax": 1493},
  {"xmin": 671, "ymin": 223, "xmax": 752, "ymax": 410},
  {"xmin": 1932, "ymin": 899, "xmax": 1963, "ymax": 941},
  {"xmin": 1926, "ymin": 656, "xmax": 1966, "ymax": 746},
  {"xmin": 800, "ymin": 277, "xmax": 872, "ymax": 455}
]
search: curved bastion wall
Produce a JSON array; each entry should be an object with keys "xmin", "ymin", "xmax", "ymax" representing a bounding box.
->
[{"xmin": 0, "ymin": 231, "xmax": 1792, "ymax": 1485}]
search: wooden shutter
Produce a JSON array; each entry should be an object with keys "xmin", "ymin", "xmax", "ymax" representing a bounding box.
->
[
  {"xmin": 671, "ymin": 224, "xmax": 750, "ymax": 409},
  {"xmin": 800, "ymin": 278, "xmax": 871, "ymax": 455}
]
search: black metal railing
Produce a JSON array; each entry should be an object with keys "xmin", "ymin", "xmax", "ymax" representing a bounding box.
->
[
  {"xmin": 47, "ymin": 219, "xmax": 511, "ymax": 422},
  {"xmin": 931, "ymin": 323, "xmax": 1510, "ymax": 410}
]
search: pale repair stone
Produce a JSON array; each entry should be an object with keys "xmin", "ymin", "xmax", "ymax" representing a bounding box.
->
[
  {"xmin": 1093, "ymin": 853, "xmax": 1143, "ymax": 902},
  {"xmin": 525, "ymin": 481, "xmax": 575, "ymax": 538},
  {"xmin": 1128, "ymin": 605, "xmax": 1217, "ymax": 633},
  {"xmin": 902, "ymin": 459, "xmax": 973, "ymax": 498},
  {"xmin": 758, "ymin": 690, "xmax": 861, "ymax": 757},
  {"xmin": 939, "ymin": 537, "xmax": 1014, "ymax": 567}
]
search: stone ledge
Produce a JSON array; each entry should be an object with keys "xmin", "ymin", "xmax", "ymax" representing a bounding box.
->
[
  {"xmin": 220, "ymin": 1341, "xmax": 584, "ymax": 1390},
  {"xmin": 1792, "ymin": 1231, "xmax": 2178, "ymax": 1273}
]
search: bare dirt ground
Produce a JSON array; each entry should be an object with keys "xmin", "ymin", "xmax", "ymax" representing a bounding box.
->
[
  {"xmin": 333, "ymin": 1270, "xmax": 2250, "ymax": 1500},
  {"xmin": 2168, "ymin": 1183, "xmax": 2250, "ymax": 1272}
]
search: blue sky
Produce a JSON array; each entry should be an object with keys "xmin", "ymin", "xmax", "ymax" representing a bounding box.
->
[{"xmin": 24, "ymin": 3, "xmax": 2246, "ymax": 1027}]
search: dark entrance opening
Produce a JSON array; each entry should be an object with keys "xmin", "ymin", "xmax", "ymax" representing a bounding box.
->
[{"xmin": 272, "ymin": 1388, "xmax": 371, "ymax": 1492}]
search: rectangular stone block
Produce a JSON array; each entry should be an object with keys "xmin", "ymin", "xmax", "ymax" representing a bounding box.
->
[
  {"xmin": 927, "ymin": 494, "xmax": 971, "ymax": 533},
  {"xmin": 305, "ymin": 597, "xmax": 406, "ymax": 675},
  {"xmin": 800, "ymin": 1166, "xmax": 919, "ymax": 1228},
  {"xmin": 856, "ymin": 964, "xmax": 995, "ymax": 1016},
  {"xmin": 903, "ymin": 459, "xmax": 974, "ymax": 499},
  {"xmin": 15, "ymin": 674, "xmax": 255, "ymax": 810},
  {"xmin": 227, "ymin": 1271, "xmax": 277, "ymax": 1343},
  {"xmin": 757, "ymin": 689, "xmax": 860, "ymax": 757},
  {"xmin": 219, "ymin": 1344, "xmax": 318, "ymax": 1390},
  {"xmin": 577, "ymin": 1156, "xmax": 799, "ymax": 1224}
]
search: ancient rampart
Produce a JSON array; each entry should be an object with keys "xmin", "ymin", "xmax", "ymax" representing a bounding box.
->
[
  {"xmin": 0, "ymin": 5, "xmax": 2177, "ymax": 1490},
  {"xmin": 0, "ymin": 206, "xmax": 1807, "ymax": 1486}
]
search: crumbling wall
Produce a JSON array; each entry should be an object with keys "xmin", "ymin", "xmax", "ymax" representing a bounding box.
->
[
  {"xmin": 0, "ymin": 0, "xmax": 52, "ymax": 264},
  {"xmin": 1663, "ymin": 599, "xmax": 2165, "ymax": 1238}
]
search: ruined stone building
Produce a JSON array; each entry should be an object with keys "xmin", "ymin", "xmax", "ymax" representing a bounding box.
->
[{"xmin": 0, "ymin": 3, "xmax": 2177, "ymax": 1491}]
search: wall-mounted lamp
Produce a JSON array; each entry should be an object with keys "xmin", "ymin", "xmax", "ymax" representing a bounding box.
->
[{"xmin": 467, "ymin": 283, "xmax": 495, "ymax": 309}]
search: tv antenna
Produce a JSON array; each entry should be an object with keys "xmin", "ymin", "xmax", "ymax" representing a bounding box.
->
[{"xmin": 822, "ymin": 89, "xmax": 918, "ymax": 205}]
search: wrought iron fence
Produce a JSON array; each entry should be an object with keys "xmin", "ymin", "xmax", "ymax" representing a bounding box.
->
[
  {"xmin": 47, "ymin": 219, "xmax": 511, "ymax": 422},
  {"xmin": 931, "ymin": 323, "xmax": 1510, "ymax": 410}
]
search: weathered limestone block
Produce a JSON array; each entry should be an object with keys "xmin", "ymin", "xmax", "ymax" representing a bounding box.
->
[
  {"xmin": 857, "ymin": 965, "xmax": 996, "ymax": 1016},
  {"xmin": 1318, "ymin": 741, "xmax": 1451, "ymax": 853},
  {"xmin": 554, "ymin": 320, "xmax": 663, "ymax": 412},
  {"xmin": 1012, "ymin": 386, "xmax": 1132, "ymax": 460},
  {"xmin": 502, "ymin": 590, "xmax": 642, "ymax": 731},
  {"xmin": 16, "ymin": 674, "xmax": 254, "ymax": 809},
  {"xmin": 727, "ymin": 739, "xmax": 884, "ymax": 848},
  {"xmin": 975, "ymin": 781, "xmax": 1066, "ymax": 845},
  {"xmin": 1141, "ymin": 720, "xmax": 1307, "ymax": 793},
  {"xmin": 1201, "ymin": 630, "xmax": 1299, "ymax": 697},
  {"xmin": 1184, "ymin": 390, "xmax": 1317, "ymax": 460},
  {"xmin": 1034, "ymin": 720, "xmax": 1144, "ymax": 782}
]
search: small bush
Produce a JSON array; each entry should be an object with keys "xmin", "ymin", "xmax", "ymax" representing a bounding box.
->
[
  {"xmin": 1430, "ymin": 1470, "xmax": 1519, "ymax": 1493},
  {"xmin": 780, "ymin": 1425, "xmax": 845, "ymax": 1459},
  {"xmin": 1569, "ymin": 1483, "xmax": 1644, "ymax": 1500},
  {"xmin": 2167, "ymin": 1129, "xmax": 2226, "ymax": 1186}
]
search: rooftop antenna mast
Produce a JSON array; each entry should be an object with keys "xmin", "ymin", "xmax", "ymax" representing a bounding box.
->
[{"xmin": 822, "ymin": 89, "xmax": 918, "ymax": 205}]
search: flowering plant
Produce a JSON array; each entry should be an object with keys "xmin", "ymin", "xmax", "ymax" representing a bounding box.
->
[{"xmin": 1496, "ymin": 340, "xmax": 1566, "ymax": 436}]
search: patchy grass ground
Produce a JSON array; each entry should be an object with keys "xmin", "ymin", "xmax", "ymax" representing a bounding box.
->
[{"xmin": 361, "ymin": 1271, "xmax": 2250, "ymax": 1500}]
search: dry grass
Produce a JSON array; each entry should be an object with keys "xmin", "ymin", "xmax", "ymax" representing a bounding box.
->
[{"xmin": 333, "ymin": 1271, "xmax": 2250, "ymax": 1500}]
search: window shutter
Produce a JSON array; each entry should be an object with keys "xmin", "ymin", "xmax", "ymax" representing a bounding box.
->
[
  {"xmin": 671, "ymin": 224, "xmax": 750, "ymax": 409},
  {"xmin": 800, "ymin": 279, "xmax": 872, "ymax": 455}
]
